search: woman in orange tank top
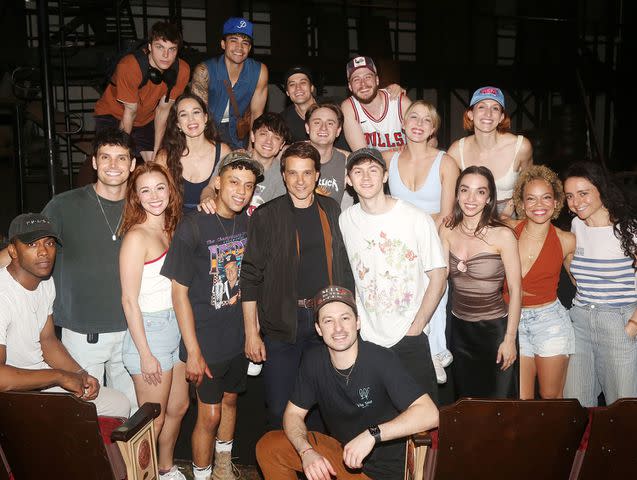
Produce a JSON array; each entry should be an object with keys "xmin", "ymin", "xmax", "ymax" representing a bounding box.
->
[{"xmin": 504, "ymin": 165, "xmax": 576, "ymax": 399}]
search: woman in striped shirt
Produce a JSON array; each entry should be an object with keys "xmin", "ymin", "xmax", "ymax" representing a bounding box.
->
[{"xmin": 563, "ymin": 162, "xmax": 637, "ymax": 407}]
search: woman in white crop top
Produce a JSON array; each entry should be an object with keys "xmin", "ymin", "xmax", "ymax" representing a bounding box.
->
[
  {"xmin": 447, "ymin": 86, "xmax": 533, "ymax": 219},
  {"xmin": 119, "ymin": 163, "xmax": 189, "ymax": 480}
]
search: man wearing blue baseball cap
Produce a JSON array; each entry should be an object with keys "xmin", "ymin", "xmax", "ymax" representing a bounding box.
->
[{"xmin": 191, "ymin": 17, "xmax": 269, "ymax": 150}]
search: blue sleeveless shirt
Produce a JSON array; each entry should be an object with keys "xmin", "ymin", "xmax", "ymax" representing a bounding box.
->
[
  {"xmin": 204, "ymin": 55, "xmax": 261, "ymax": 148},
  {"xmin": 388, "ymin": 150, "xmax": 444, "ymax": 214}
]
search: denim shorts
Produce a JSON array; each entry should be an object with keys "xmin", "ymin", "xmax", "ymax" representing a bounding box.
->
[
  {"xmin": 519, "ymin": 299, "xmax": 575, "ymax": 357},
  {"xmin": 122, "ymin": 308, "xmax": 182, "ymax": 375}
]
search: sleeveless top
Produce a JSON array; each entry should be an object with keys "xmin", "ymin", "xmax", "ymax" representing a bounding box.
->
[
  {"xmin": 388, "ymin": 150, "xmax": 444, "ymax": 214},
  {"xmin": 182, "ymin": 143, "xmax": 221, "ymax": 211},
  {"xmin": 348, "ymin": 90, "xmax": 406, "ymax": 151},
  {"xmin": 570, "ymin": 217, "xmax": 637, "ymax": 307},
  {"xmin": 204, "ymin": 55, "xmax": 261, "ymax": 148},
  {"xmin": 458, "ymin": 135, "xmax": 523, "ymax": 201},
  {"xmin": 503, "ymin": 221, "xmax": 562, "ymax": 307},
  {"xmin": 449, "ymin": 251, "xmax": 507, "ymax": 321},
  {"xmin": 138, "ymin": 250, "xmax": 172, "ymax": 312}
]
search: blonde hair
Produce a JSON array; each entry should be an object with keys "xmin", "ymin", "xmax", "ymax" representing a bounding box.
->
[{"xmin": 403, "ymin": 100, "xmax": 441, "ymax": 138}]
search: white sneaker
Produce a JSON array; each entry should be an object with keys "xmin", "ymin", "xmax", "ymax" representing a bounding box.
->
[
  {"xmin": 159, "ymin": 466, "xmax": 187, "ymax": 480},
  {"xmin": 247, "ymin": 361, "xmax": 262, "ymax": 376},
  {"xmin": 432, "ymin": 355, "xmax": 447, "ymax": 384},
  {"xmin": 435, "ymin": 350, "xmax": 454, "ymax": 368}
]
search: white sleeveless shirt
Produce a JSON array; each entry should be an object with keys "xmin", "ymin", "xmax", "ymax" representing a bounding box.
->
[
  {"xmin": 138, "ymin": 250, "xmax": 173, "ymax": 312},
  {"xmin": 348, "ymin": 89, "xmax": 405, "ymax": 151}
]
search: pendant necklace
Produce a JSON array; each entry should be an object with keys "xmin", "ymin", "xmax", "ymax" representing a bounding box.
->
[
  {"xmin": 523, "ymin": 226, "xmax": 546, "ymax": 260},
  {"xmin": 332, "ymin": 361, "xmax": 356, "ymax": 386},
  {"xmin": 215, "ymin": 213, "xmax": 236, "ymax": 237},
  {"xmin": 94, "ymin": 188, "xmax": 123, "ymax": 241}
]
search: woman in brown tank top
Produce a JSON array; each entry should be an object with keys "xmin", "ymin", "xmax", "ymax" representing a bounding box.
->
[
  {"xmin": 440, "ymin": 166, "xmax": 522, "ymax": 399},
  {"xmin": 504, "ymin": 166, "xmax": 576, "ymax": 399}
]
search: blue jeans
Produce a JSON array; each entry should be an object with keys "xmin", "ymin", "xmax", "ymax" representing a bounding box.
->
[
  {"xmin": 262, "ymin": 308, "xmax": 323, "ymax": 430},
  {"xmin": 564, "ymin": 303, "xmax": 637, "ymax": 406}
]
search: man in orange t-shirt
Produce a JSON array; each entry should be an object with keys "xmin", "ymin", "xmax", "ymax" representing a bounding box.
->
[{"xmin": 94, "ymin": 21, "xmax": 190, "ymax": 161}]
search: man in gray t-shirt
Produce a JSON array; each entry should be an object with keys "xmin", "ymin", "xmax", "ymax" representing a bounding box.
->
[{"xmin": 305, "ymin": 103, "xmax": 353, "ymax": 208}]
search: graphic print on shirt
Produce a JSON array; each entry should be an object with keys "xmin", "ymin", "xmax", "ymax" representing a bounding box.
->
[
  {"xmin": 208, "ymin": 232, "xmax": 247, "ymax": 309},
  {"xmin": 316, "ymin": 176, "xmax": 339, "ymax": 197},
  {"xmin": 352, "ymin": 231, "xmax": 418, "ymax": 314},
  {"xmin": 246, "ymin": 184, "xmax": 267, "ymax": 216},
  {"xmin": 356, "ymin": 386, "xmax": 373, "ymax": 409}
]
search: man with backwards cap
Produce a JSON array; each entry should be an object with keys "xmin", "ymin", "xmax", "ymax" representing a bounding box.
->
[
  {"xmin": 0, "ymin": 213, "xmax": 130, "ymax": 417},
  {"xmin": 341, "ymin": 56, "xmax": 412, "ymax": 152},
  {"xmin": 191, "ymin": 17, "xmax": 269, "ymax": 149},
  {"xmin": 256, "ymin": 285, "xmax": 439, "ymax": 480}
]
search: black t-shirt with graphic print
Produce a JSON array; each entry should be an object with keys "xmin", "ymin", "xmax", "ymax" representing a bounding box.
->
[
  {"xmin": 161, "ymin": 210, "xmax": 248, "ymax": 364},
  {"xmin": 290, "ymin": 339, "xmax": 424, "ymax": 480}
]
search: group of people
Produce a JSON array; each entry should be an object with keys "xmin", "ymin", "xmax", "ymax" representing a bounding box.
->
[{"xmin": 1, "ymin": 16, "xmax": 636, "ymax": 480}]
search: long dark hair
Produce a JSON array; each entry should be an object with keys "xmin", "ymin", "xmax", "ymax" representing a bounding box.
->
[
  {"xmin": 563, "ymin": 162, "xmax": 637, "ymax": 262},
  {"xmin": 161, "ymin": 92, "xmax": 220, "ymax": 188},
  {"xmin": 446, "ymin": 165, "xmax": 509, "ymax": 233}
]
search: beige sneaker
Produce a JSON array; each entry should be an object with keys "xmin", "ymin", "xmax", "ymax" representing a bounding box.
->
[{"xmin": 211, "ymin": 451, "xmax": 241, "ymax": 480}]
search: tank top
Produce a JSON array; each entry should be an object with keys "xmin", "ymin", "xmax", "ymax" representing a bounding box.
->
[
  {"xmin": 503, "ymin": 221, "xmax": 562, "ymax": 307},
  {"xmin": 388, "ymin": 150, "xmax": 443, "ymax": 214},
  {"xmin": 138, "ymin": 250, "xmax": 172, "ymax": 312},
  {"xmin": 570, "ymin": 217, "xmax": 637, "ymax": 307},
  {"xmin": 458, "ymin": 135, "xmax": 523, "ymax": 201},
  {"xmin": 182, "ymin": 143, "xmax": 221, "ymax": 211},
  {"xmin": 449, "ymin": 251, "xmax": 507, "ymax": 321},
  {"xmin": 348, "ymin": 90, "xmax": 405, "ymax": 151}
]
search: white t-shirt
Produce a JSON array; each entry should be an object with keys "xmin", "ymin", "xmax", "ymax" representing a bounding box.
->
[
  {"xmin": 0, "ymin": 267, "xmax": 55, "ymax": 370},
  {"xmin": 339, "ymin": 199, "xmax": 447, "ymax": 347}
]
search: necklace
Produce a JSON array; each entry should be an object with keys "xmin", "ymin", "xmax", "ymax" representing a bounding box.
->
[
  {"xmin": 522, "ymin": 226, "xmax": 546, "ymax": 260},
  {"xmin": 332, "ymin": 361, "xmax": 356, "ymax": 386},
  {"xmin": 94, "ymin": 188, "xmax": 122, "ymax": 241},
  {"xmin": 459, "ymin": 221, "xmax": 484, "ymax": 238},
  {"xmin": 215, "ymin": 213, "xmax": 236, "ymax": 237}
]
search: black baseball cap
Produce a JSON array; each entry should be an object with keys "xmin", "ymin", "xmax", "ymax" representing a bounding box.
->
[
  {"xmin": 284, "ymin": 66, "xmax": 313, "ymax": 86},
  {"xmin": 8, "ymin": 213, "xmax": 61, "ymax": 244},
  {"xmin": 217, "ymin": 151, "xmax": 264, "ymax": 178},
  {"xmin": 314, "ymin": 285, "xmax": 357, "ymax": 317},
  {"xmin": 346, "ymin": 147, "xmax": 386, "ymax": 172}
]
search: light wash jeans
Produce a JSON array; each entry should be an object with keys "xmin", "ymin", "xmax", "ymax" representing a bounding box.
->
[
  {"xmin": 62, "ymin": 328, "xmax": 137, "ymax": 415},
  {"xmin": 563, "ymin": 303, "xmax": 637, "ymax": 407}
]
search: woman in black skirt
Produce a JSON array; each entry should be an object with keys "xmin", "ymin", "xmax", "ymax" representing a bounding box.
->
[{"xmin": 439, "ymin": 165, "xmax": 522, "ymax": 398}]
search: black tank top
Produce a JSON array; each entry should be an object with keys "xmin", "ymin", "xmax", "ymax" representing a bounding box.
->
[{"xmin": 182, "ymin": 143, "xmax": 221, "ymax": 211}]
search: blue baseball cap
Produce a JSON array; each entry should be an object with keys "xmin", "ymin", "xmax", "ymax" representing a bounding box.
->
[
  {"xmin": 470, "ymin": 86, "xmax": 505, "ymax": 109},
  {"xmin": 222, "ymin": 17, "xmax": 253, "ymax": 40}
]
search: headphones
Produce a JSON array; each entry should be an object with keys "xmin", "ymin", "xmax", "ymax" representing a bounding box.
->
[{"xmin": 147, "ymin": 65, "xmax": 177, "ymax": 86}]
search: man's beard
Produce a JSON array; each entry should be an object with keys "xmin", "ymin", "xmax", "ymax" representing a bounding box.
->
[{"xmin": 352, "ymin": 83, "xmax": 379, "ymax": 105}]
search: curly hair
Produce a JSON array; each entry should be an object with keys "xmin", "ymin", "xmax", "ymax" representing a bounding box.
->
[
  {"xmin": 512, "ymin": 164, "xmax": 564, "ymax": 220},
  {"xmin": 160, "ymin": 93, "xmax": 221, "ymax": 189},
  {"xmin": 563, "ymin": 162, "xmax": 637, "ymax": 262},
  {"xmin": 119, "ymin": 162, "xmax": 182, "ymax": 238},
  {"xmin": 446, "ymin": 165, "xmax": 509, "ymax": 233}
]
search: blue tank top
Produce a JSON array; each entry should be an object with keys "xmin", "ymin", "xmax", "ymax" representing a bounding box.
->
[
  {"xmin": 388, "ymin": 150, "xmax": 444, "ymax": 214},
  {"xmin": 204, "ymin": 55, "xmax": 261, "ymax": 149},
  {"xmin": 182, "ymin": 143, "xmax": 221, "ymax": 211}
]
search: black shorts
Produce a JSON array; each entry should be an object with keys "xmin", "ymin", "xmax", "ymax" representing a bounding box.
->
[
  {"xmin": 196, "ymin": 353, "xmax": 248, "ymax": 405},
  {"xmin": 94, "ymin": 114, "xmax": 155, "ymax": 157}
]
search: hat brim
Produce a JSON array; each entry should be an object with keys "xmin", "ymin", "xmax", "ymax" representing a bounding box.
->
[{"xmin": 12, "ymin": 230, "xmax": 61, "ymax": 245}]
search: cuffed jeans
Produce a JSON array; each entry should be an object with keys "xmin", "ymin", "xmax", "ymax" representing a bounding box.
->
[
  {"xmin": 563, "ymin": 303, "xmax": 637, "ymax": 407},
  {"xmin": 62, "ymin": 328, "xmax": 137, "ymax": 415}
]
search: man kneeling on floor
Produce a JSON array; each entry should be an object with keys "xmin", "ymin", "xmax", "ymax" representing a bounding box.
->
[
  {"xmin": 256, "ymin": 286, "xmax": 439, "ymax": 480},
  {"xmin": 0, "ymin": 213, "xmax": 130, "ymax": 417}
]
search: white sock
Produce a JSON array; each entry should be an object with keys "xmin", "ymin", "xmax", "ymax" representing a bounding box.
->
[
  {"xmin": 215, "ymin": 439, "xmax": 233, "ymax": 453},
  {"xmin": 192, "ymin": 463, "xmax": 211, "ymax": 480}
]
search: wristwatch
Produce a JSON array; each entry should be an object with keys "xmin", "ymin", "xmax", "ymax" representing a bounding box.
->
[{"xmin": 368, "ymin": 425, "xmax": 381, "ymax": 444}]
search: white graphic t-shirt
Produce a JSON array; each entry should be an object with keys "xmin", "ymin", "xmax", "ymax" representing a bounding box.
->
[{"xmin": 339, "ymin": 199, "xmax": 446, "ymax": 347}]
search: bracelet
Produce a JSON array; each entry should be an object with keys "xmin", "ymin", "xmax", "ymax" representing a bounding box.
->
[
  {"xmin": 75, "ymin": 368, "xmax": 87, "ymax": 374},
  {"xmin": 299, "ymin": 447, "xmax": 314, "ymax": 457}
]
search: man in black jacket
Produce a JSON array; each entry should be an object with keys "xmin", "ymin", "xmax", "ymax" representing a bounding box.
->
[{"xmin": 241, "ymin": 141, "xmax": 354, "ymax": 429}]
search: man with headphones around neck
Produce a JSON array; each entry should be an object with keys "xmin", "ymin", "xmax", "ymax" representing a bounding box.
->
[{"xmin": 94, "ymin": 21, "xmax": 190, "ymax": 162}]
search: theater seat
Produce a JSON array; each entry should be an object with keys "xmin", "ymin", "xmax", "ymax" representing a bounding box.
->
[
  {"xmin": 405, "ymin": 398, "xmax": 589, "ymax": 480},
  {"xmin": 0, "ymin": 391, "xmax": 160, "ymax": 480},
  {"xmin": 569, "ymin": 398, "xmax": 637, "ymax": 480}
]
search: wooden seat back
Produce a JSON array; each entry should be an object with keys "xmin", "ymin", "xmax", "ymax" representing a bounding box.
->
[
  {"xmin": 574, "ymin": 398, "xmax": 637, "ymax": 480},
  {"xmin": 433, "ymin": 398, "xmax": 588, "ymax": 480}
]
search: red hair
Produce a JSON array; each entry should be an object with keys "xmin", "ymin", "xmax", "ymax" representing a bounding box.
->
[
  {"xmin": 462, "ymin": 107, "xmax": 511, "ymax": 133},
  {"xmin": 119, "ymin": 162, "xmax": 182, "ymax": 238}
]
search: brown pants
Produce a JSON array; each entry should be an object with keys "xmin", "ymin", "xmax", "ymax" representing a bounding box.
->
[{"xmin": 256, "ymin": 430, "xmax": 371, "ymax": 479}]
